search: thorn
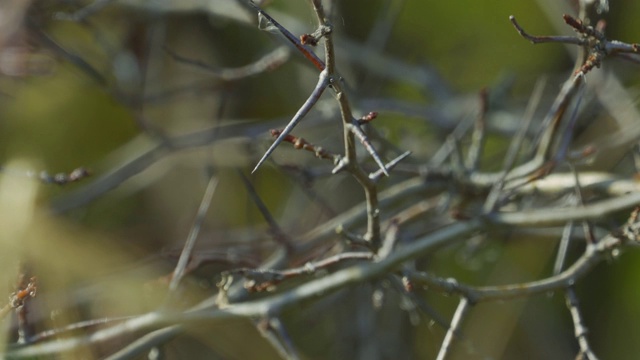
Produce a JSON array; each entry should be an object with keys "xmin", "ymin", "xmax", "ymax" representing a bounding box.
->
[
  {"xmin": 348, "ymin": 122, "xmax": 389, "ymax": 176},
  {"xmin": 249, "ymin": 0, "xmax": 325, "ymax": 71},
  {"xmin": 369, "ymin": 151, "xmax": 411, "ymax": 181},
  {"xmin": 253, "ymin": 70, "xmax": 330, "ymax": 173}
]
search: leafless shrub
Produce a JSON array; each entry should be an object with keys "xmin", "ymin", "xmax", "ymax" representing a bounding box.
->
[{"xmin": 1, "ymin": 0, "xmax": 640, "ymax": 359}]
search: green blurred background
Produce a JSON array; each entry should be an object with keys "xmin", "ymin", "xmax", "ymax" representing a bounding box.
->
[{"xmin": 0, "ymin": 0, "xmax": 639, "ymax": 359}]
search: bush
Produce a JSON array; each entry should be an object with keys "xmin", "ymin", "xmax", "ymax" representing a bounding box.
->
[{"xmin": 1, "ymin": 0, "xmax": 639, "ymax": 359}]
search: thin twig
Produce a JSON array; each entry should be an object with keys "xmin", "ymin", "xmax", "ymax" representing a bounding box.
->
[
  {"xmin": 104, "ymin": 326, "xmax": 181, "ymax": 360},
  {"xmin": 377, "ymin": 220, "xmax": 400, "ymax": 260},
  {"xmin": 227, "ymin": 252, "xmax": 374, "ymax": 292},
  {"xmin": 167, "ymin": 175, "xmax": 219, "ymax": 294},
  {"xmin": 565, "ymin": 288, "xmax": 600, "ymax": 360},
  {"xmin": 393, "ymin": 273, "xmax": 451, "ymax": 330},
  {"xmin": 487, "ymin": 189, "xmax": 640, "ymax": 227},
  {"xmin": 164, "ymin": 45, "xmax": 290, "ymax": 81},
  {"xmin": 257, "ymin": 317, "xmax": 301, "ymax": 360},
  {"xmin": 474, "ymin": 72, "xmax": 584, "ymax": 194},
  {"xmin": 553, "ymin": 221, "xmax": 574, "ymax": 275},
  {"xmin": 29, "ymin": 317, "xmax": 133, "ymax": 344},
  {"xmin": 483, "ymin": 77, "xmax": 546, "ymax": 211},
  {"xmin": 552, "ymin": 80, "xmax": 586, "ymax": 164},
  {"xmin": 347, "ymin": 121, "xmax": 388, "ymax": 176},
  {"xmin": 436, "ymin": 297, "xmax": 470, "ymax": 360},
  {"xmin": 27, "ymin": 20, "xmax": 107, "ymax": 85},
  {"xmin": 249, "ymin": 1, "xmax": 325, "ymax": 71},
  {"xmin": 269, "ymin": 129, "xmax": 338, "ymax": 162},
  {"xmin": 465, "ymin": 88, "xmax": 489, "ymax": 171},
  {"xmin": 567, "ymin": 165, "xmax": 596, "ymax": 247},
  {"xmin": 511, "ymin": 13, "xmax": 640, "ymax": 77},
  {"xmin": 406, "ymin": 221, "xmax": 633, "ymax": 303},
  {"xmin": 430, "ymin": 112, "xmax": 477, "ymax": 167},
  {"xmin": 448, "ymin": 137, "xmax": 466, "ymax": 177},
  {"xmin": 56, "ymin": 0, "xmax": 115, "ymax": 21},
  {"xmin": 509, "ymin": 16, "xmax": 585, "ymax": 46},
  {"xmin": 238, "ymin": 170, "xmax": 293, "ymax": 251},
  {"xmin": 0, "ymin": 166, "xmax": 91, "ymax": 186},
  {"xmin": 369, "ymin": 151, "xmax": 411, "ymax": 182}
]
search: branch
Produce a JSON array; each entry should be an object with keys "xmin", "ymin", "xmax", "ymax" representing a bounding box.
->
[
  {"xmin": 436, "ymin": 297, "xmax": 470, "ymax": 360},
  {"xmin": 166, "ymin": 175, "xmax": 218, "ymax": 295},
  {"xmin": 164, "ymin": 45, "xmax": 290, "ymax": 81},
  {"xmin": 406, "ymin": 222, "xmax": 633, "ymax": 303},
  {"xmin": 249, "ymin": 1, "xmax": 325, "ymax": 71},
  {"xmin": 565, "ymin": 288, "xmax": 599, "ymax": 360},
  {"xmin": 509, "ymin": 16, "xmax": 585, "ymax": 46},
  {"xmin": 6, "ymin": 220, "xmax": 482, "ymax": 358}
]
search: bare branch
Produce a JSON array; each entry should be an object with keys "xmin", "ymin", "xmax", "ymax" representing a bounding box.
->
[
  {"xmin": 436, "ymin": 297, "xmax": 471, "ymax": 360},
  {"xmin": 249, "ymin": 1, "xmax": 325, "ymax": 71},
  {"xmin": 256, "ymin": 317, "xmax": 301, "ymax": 360},
  {"xmin": 165, "ymin": 45, "xmax": 291, "ymax": 81},
  {"xmin": 406, "ymin": 221, "xmax": 634, "ymax": 303},
  {"xmin": 238, "ymin": 170, "xmax": 293, "ymax": 252},
  {"xmin": 465, "ymin": 88, "xmax": 489, "ymax": 171},
  {"xmin": 509, "ymin": 16, "xmax": 585, "ymax": 46},
  {"xmin": 167, "ymin": 175, "xmax": 218, "ymax": 294},
  {"xmin": 565, "ymin": 288, "xmax": 600, "ymax": 360}
]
